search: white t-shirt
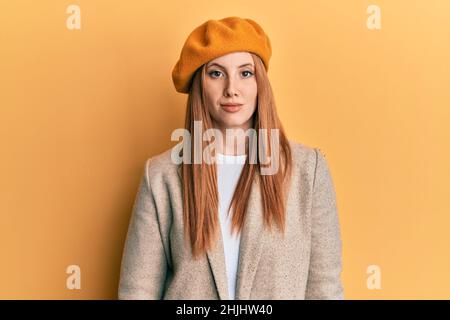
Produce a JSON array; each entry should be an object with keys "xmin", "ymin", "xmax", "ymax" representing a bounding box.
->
[{"xmin": 216, "ymin": 152, "xmax": 246, "ymax": 300}]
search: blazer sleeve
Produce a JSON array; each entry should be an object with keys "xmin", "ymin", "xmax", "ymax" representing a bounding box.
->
[
  {"xmin": 118, "ymin": 159, "xmax": 168, "ymax": 299},
  {"xmin": 305, "ymin": 148, "xmax": 344, "ymax": 300}
]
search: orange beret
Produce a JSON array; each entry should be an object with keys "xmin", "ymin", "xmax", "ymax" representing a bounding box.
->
[{"xmin": 172, "ymin": 16, "xmax": 272, "ymax": 94}]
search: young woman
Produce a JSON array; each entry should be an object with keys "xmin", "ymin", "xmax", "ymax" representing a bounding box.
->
[{"xmin": 118, "ymin": 16, "xmax": 344, "ymax": 300}]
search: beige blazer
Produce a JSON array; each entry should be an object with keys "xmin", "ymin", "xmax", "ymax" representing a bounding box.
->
[{"xmin": 118, "ymin": 140, "xmax": 344, "ymax": 300}]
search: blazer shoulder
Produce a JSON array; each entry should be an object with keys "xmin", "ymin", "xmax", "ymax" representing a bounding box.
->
[
  {"xmin": 287, "ymin": 139, "xmax": 333, "ymax": 177},
  {"xmin": 288, "ymin": 139, "xmax": 318, "ymax": 164},
  {"xmin": 144, "ymin": 147, "xmax": 180, "ymax": 182}
]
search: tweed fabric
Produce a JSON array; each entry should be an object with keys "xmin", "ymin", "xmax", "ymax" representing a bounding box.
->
[{"xmin": 118, "ymin": 140, "xmax": 344, "ymax": 300}]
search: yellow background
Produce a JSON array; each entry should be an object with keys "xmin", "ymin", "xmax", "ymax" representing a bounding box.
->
[{"xmin": 1, "ymin": 0, "xmax": 449, "ymax": 299}]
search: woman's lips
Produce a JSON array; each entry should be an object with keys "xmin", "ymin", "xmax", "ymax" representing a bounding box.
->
[{"xmin": 220, "ymin": 104, "xmax": 243, "ymax": 113}]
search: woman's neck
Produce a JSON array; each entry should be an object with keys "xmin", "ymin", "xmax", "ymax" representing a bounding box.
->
[
  {"xmin": 213, "ymin": 119, "xmax": 254, "ymax": 156},
  {"xmin": 212, "ymin": 133, "xmax": 248, "ymax": 156}
]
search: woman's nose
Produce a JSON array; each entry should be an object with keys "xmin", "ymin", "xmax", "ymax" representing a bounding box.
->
[{"xmin": 224, "ymin": 78, "xmax": 239, "ymax": 97}]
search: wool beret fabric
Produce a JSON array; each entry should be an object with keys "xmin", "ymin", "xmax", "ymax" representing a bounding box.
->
[{"xmin": 172, "ymin": 16, "xmax": 272, "ymax": 94}]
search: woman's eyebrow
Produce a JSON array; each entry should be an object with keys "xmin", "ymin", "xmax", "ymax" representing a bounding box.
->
[{"xmin": 206, "ymin": 63, "xmax": 254, "ymax": 69}]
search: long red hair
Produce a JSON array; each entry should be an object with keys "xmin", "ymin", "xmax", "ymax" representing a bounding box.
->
[{"xmin": 181, "ymin": 53, "xmax": 292, "ymax": 259}]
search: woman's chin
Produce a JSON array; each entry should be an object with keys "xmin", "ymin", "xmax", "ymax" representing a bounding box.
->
[{"xmin": 220, "ymin": 119, "xmax": 249, "ymax": 130}]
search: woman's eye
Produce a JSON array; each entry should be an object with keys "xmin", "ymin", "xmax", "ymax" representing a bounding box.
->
[
  {"xmin": 209, "ymin": 70, "xmax": 223, "ymax": 78},
  {"xmin": 208, "ymin": 70, "xmax": 254, "ymax": 78}
]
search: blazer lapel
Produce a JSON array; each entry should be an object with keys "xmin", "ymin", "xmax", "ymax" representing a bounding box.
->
[
  {"xmin": 176, "ymin": 165, "xmax": 229, "ymax": 300},
  {"xmin": 176, "ymin": 165, "xmax": 268, "ymax": 300},
  {"xmin": 234, "ymin": 175, "xmax": 269, "ymax": 300},
  {"xmin": 206, "ymin": 225, "xmax": 230, "ymax": 300}
]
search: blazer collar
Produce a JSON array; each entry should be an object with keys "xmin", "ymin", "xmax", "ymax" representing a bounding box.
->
[{"xmin": 176, "ymin": 165, "xmax": 269, "ymax": 300}]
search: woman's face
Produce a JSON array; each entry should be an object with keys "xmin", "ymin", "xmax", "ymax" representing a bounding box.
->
[{"xmin": 204, "ymin": 51, "xmax": 258, "ymax": 133}]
